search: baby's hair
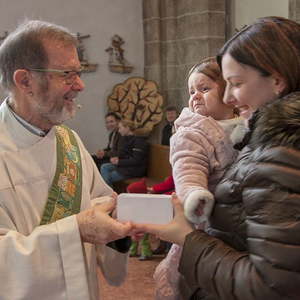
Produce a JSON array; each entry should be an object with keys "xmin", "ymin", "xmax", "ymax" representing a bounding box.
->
[{"xmin": 188, "ymin": 57, "xmax": 226, "ymax": 98}]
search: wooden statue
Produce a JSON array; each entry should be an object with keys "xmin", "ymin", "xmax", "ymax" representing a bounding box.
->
[{"xmin": 106, "ymin": 35, "xmax": 133, "ymax": 73}]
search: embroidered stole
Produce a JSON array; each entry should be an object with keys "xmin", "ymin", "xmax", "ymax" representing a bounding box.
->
[{"xmin": 40, "ymin": 125, "xmax": 82, "ymax": 225}]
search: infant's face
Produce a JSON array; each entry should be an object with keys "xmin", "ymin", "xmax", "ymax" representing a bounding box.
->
[{"xmin": 188, "ymin": 72, "xmax": 231, "ymax": 120}]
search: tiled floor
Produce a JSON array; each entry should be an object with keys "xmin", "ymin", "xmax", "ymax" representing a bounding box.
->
[{"xmin": 98, "ymin": 255, "xmax": 164, "ymax": 300}]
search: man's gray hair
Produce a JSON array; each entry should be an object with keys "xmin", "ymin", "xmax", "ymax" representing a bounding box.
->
[{"xmin": 0, "ymin": 20, "xmax": 78, "ymax": 92}]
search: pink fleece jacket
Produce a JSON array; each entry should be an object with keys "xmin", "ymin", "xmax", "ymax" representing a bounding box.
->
[{"xmin": 170, "ymin": 107, "xmax": 246, "ymax": 224}]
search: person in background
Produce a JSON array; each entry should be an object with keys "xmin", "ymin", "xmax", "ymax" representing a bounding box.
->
[
  {"xmin": 92, "ymin": 112, "xmax": 122, "ymax": 170},
  {"xmin": 0, "ymin": 20, "xmax": 132, "ymax": 300},
  {"xmin": 134, "ymin": 16, "xmax": 300, "ymax": 300},
  {"xmin": 154, "ymin": 57, "xmax": 246, "ymax": 299},
  {"xmin": 100, "ymin": 119, "xmax": 149, "ymax": 187},
  {"xmin": 161, "ymin": 105, "xmax": 178, "ymax": 146}
]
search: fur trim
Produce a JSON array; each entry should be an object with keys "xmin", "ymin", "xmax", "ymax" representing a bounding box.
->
[
  {"xmin": 184, "ymin": 189, "xmax": 214, "ymax": 224},
  {"xmin": 218, "ymin": 117, "xmax": 247, "ymax": 145},
  {"xmin": 251, "ymin": 91, "xmax": 300, "ymax": 147}
]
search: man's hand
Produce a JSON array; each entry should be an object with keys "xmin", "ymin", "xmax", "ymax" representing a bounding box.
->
[
  {"xmin": 132, "ymin": 193, "xmax": 194, "ymax": 246},
  {"xmin": 110, "ymin": 157, "xmax": 119, "ymax": 165},
  {"xmin": 96, "ymin": 150, "xmax": 105, "ymax": 159},
  {"xmin": 77, "ymin": 198, "xmax": 132, "ymax": 245}
]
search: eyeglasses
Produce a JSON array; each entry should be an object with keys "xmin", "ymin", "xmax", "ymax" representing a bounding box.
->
[{"xmin": 28, "ymin": 68, "xmax": 83, "ymax": 85}]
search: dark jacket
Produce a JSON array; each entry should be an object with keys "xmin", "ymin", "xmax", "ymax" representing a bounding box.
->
[
  {"xmin": 178, "ymin": 91, "xmax": 300, "ymax": 300},
  {"xmin": 104, "ymin": 130, "xmax": 122, "ymax": 158},
  {"xmin": 117, "ymin": 135, "xmax": 149, "ymax": 178},
  {"xmin": 92, "ymin": 130, "xmax": 122, "ymax": 170},
  {"xmin": 161, "ymin": 123, "xmax": 173, "ymax": 146}
]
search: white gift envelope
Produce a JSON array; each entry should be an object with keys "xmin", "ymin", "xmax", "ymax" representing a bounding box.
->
[{"xmin": 117, "ymin": 193, "xmax": 173, "ymax": 224}]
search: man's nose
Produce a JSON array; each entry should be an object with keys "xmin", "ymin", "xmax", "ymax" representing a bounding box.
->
[{"xmin": 72, "ymin": 76, "xmax": 85, "ymax": 91}]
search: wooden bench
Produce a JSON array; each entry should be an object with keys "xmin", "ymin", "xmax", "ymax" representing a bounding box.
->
[{"xmin": 113, "ymin": 143, "xmax": 172, "ymax": 193}]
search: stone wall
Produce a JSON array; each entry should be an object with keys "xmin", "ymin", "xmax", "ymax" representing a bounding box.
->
[
  {"xmin": 290, "ymin": 0, "xmax": 300, "ymax": 22},
  {"xmin": 143, "ymin": 0, "xmax": 226, "ymax": 110}
]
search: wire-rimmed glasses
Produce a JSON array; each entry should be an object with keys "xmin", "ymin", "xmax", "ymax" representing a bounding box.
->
[{"xmin": 28, "ymin": 67, "xmax": 83, "ymax": 85}]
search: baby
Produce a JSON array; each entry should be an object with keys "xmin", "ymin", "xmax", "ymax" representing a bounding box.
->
[{"xmin": 154, "ymin": 57, "xmax": 246, "ymax": 300}]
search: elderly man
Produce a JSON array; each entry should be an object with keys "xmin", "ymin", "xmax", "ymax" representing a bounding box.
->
[{"xmin": 0, "ymin": 20, "xmax": 132, "ymax": 300}]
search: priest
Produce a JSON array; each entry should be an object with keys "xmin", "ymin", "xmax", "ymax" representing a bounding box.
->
[{"xmin": 0, "ymin": 20, "xmax": 132, "ymax": 300}]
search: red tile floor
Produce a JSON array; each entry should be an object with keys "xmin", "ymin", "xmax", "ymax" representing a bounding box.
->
[{"xmin": 98, "ymin": 255, "xmax": 164, "ymax": 300}]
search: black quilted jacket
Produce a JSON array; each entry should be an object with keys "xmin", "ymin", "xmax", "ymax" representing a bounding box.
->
[{"xmin": 178, "ymin": 92, "xmax": 300, "ymax": 300}]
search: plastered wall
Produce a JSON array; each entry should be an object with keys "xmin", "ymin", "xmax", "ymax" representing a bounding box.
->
[
  {"xmin": 0, "ymin": 0, "xmax": 144, "ymax": 152},
  {"xmin": 232, "ymin": 0, "xmax": 289, "ymax": 34}
]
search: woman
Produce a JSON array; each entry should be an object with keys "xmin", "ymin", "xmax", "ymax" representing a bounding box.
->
[
  {"xmin": 134, "ymin": 16, "xmax": 300, "ymax": 300},
  {"xmin": 100, "ymin": 119, "xmax": 148, "ymax": 187}
]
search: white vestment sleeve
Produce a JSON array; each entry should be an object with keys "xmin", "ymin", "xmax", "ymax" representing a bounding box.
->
[
  {"xmin": 0, "ymin": 102, "xmax": 129, "ymax": 299},
  {"xmin": 77, "ymin": 133, "xmax": 130, "ymax": 286},
  {"xmin": 96, "ymin": 244, "xmax": 129, "ymax": 286},
  {"xmin": 0, "ymin": 214, "xmax": 90, "ymax": 300}
]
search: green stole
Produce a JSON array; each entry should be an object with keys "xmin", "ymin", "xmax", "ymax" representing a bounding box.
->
[{"xmin": 40, "ymin": 125, "xmax": 82, "ymax": 225}]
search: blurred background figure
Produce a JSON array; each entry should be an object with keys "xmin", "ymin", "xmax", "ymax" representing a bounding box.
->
[
  {"xmin": 161, "ymin": 105, "xmax": 179, "ymax": 146},
  {"xmin": 92, "ymin": 112, "xmax": 122, "ymax": 170},
  {"xmin": 100, "ymin": 119, "xmax": 149, "ymax": 187}
]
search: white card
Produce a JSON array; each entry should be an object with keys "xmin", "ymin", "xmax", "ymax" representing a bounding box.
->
[{"xmin": 117, "ymin": 193, "xmax": 173, "ymax": 224}]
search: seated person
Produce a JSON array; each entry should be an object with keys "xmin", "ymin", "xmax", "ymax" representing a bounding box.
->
[
  {"xmin": 161, "ymin": 105, "xmax": 179, "ymax": 146},
  {"xmin": 92, "ymin": 112, "xmax": 122, "ymax": 169},
  {"xmin": 100, "ymin": 120, "xmax": 149, "ymax": 187}
]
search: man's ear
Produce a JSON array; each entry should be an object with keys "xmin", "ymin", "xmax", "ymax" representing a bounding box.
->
[{"xmin": 13, "ymin": 69, "xmax": 33, "ymax": 93}]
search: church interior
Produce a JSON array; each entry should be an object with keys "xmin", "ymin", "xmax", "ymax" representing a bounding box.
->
[{"xmin": 0, "ymin": 0, "xmax": 298, "ymax": 299}]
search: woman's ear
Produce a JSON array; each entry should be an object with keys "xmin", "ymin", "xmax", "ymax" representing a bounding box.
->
[
  {"xmin": 272, "ymin": 73, "xmax": 287, "ymax": 96},
  {"xmin": 13, "ymin": 69, "xmax": 33, "ymax": 94}
]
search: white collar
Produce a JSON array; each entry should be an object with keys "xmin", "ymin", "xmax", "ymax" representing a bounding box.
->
[
  {"xmin": 6, "ymin": 99, "xmax": 47, "ymax": 137},
  {"xmin": 0, "ymin": 99, "xmax": 55, "ymax": 149}
]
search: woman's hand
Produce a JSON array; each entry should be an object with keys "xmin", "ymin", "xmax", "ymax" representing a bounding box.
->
[{"xmin": 132, "ymin": 193, "xmax": 194, "ymax": 246}]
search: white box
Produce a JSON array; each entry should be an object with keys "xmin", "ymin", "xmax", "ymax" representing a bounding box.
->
[{"xmin": 117, "ymin": 193, "xmax": 173, "ymax": 224}]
